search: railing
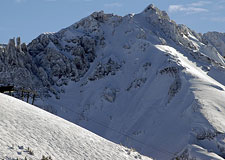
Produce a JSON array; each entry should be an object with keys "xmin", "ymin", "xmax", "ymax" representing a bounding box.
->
[
  {"xmin": 19, "ymin": 89, "xmax": 37, "ymax": 105},
  {"xmin": 0, "ymin": 86, "xmax": 37, "ymax": 105}
]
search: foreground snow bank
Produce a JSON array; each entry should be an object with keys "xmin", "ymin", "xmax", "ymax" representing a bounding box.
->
[{"xmin": 0, "ymin": 93, "xmax": 151, "ymax": 160}]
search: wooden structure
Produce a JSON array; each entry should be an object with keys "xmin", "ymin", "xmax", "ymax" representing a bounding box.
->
[
  {"xmin": 0, "ymin": 85, "xmax": 37, "ymax": 105},
  {"xmin": 20, "ymin": 88, "xmax": 37, "ymax": 105},
  {"xmin": 0, "ymin": 86, "xmax": 14, "ymax": 95}
]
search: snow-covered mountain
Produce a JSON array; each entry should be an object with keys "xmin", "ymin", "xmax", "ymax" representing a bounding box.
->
[
  {"xmin": 0, "ymin": 93, "xmax": 151, "ymax": 160},
  {"xmin": 1, "ymin": 4, "xmax": 225, "ymax": 160}
]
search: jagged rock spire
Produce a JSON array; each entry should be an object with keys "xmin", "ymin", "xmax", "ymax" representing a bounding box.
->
[
  {"xmin": 5, "ymin": 37, "xmax": 27, "ymax": 54},
  {"xmin": 16, "ymin": 37, "xmax": 21, "ymax": 52},
  {"xmin": 7, "ymin": 38, "xmax": 15, "ymax": 48},
  {"xmin": 143, "ymin": 4, "xmax": 170, "ymax": 20},
  {"xmin": 21, "ymin": 43, "xmax": 27, "ymax": 53}
]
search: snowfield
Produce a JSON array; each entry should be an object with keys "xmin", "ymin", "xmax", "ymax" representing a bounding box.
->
[{"xmin": 0, "ymin": 93, "xmax": 151, "ymax": 160}]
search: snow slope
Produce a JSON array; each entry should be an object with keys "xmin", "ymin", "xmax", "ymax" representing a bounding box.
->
[
  {"xmin": 0, "ymin": 93, "xmax": 151, "ymax": 160},
  {"xmin": 203, "ymin": 32, "xmax": 225, "ymax": 57},
  {"xmin": 1, "ymin": 4, "xmax": 225, "ymax": 160}
]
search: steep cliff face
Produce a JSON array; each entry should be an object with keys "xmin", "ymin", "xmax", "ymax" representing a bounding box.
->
[
  {"xmin": 1, "ymin": 4, "xmax": 225, "ymax": 160},
  {"xmin": 27, "ymin": 32, "xmax": 97, "ymax": 98}
]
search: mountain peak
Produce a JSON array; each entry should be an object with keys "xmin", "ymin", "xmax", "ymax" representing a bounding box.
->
[
  {"xmin": 142, "ymin": 4, "xmax": 170, "ymax": 23},
  {"xmin": 143, "ymin": 4, "xmax": 156, "ymax": 12}
]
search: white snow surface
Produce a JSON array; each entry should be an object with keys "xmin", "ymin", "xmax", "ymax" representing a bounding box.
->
[{"xmin": 0, "ymin": 93, "xmax": 151, "ymax": 160}]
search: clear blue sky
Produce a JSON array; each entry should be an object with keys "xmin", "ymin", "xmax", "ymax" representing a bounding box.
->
[{"xmin": 1, "ymin": 0, "xmax": 225, "ymax": 44}]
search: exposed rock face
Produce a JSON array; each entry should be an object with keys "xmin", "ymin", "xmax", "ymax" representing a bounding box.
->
[
  {"xmin": 0, "ymin": 38, "xmax": 33, "ymax": 90},
  {"xmin": 0, "ymin": 31, "xmax": 98, "ymax": 98},
  {"xmin": 16, "ymin": 37, "xmax": 21, "ymax": 52},
  {"xmin": 103, "ymin": 87, "xmax": 117, "ymax": 103},
  {"xmin": 159, "ymin": 66, "xmax": 181, "ymax": 102},
  {"xmin": 88, "ymin": 58, "xmax": 121, "ymax": 81},
  {"xmin": 21, "ymin": 43, "xmax": 27, "ymax": 52},
  {"xmin": 27, "ymin": 32, "xmax": 98, "ymax": 97}
]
